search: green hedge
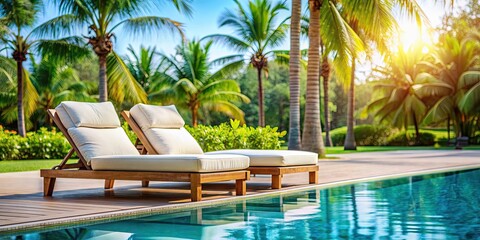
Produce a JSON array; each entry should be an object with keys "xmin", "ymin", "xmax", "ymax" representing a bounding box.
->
[
  {"xmin": 330, "ymin": 125, "xmax": 398, "ymax": 146},
  {"xmin": 185, "ymin": 120, "xmax": 287, "ymax": 152},
  {"xmin": 386, "ymin": 131, "xmax": 436, "ymax": 146},
  {"xmin": 0, "ymin": 126, "xmax": 70, "ymax": 160},
  {"xmin": 0, "ymin": 120, "xmax": 286, "ymax": 160}
]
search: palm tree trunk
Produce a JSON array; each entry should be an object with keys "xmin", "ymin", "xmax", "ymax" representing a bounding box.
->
[
  {"xmin": 16, "ymin": 61, "xmax": 26, "ymax": 137},
  {"xmin": 344, "ymin": 56, "xmax": 356, "ymax": 150},
  {"xmin": 257, "ymin": 67, "xmax": 265, "ymax": 127},
  {"xmin": 191, "ymin": 106, "xmax": 198, "ymax": 127},
  {"xmin": 447, "ymin": 116, "xmax": 450, "ymax": 144},
  {"xmin": 413, "ymin": 112, "xmax": 420, "ymax": 144},
  {"xmin": 98, "ymin": 54, "xmax": 108, "ymax": 102},
  {"xmin": 288, "ymin": 0, "xmax": 302, "ymax": 150},
  {"xmin": 322, "ymin": 56, "xmax": 332, "ymax": 147},
  {"xmin": 302, "ymin": 0, "xmax": 325, "ymax": 157}
]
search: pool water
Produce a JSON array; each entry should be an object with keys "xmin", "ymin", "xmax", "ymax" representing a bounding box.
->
[{"xmin": 3, "ymin": 169, "xmax": 480, "ymax": 239}]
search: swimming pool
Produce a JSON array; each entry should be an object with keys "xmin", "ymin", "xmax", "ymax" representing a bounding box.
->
[{"xmin": 2, "ymin": 169, "xmax": 479, "ymax": 239}]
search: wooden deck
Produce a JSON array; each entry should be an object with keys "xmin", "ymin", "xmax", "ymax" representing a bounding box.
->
[{"xmin": 1, "ymin": 150, "xmax": 479, "ymax": 233}]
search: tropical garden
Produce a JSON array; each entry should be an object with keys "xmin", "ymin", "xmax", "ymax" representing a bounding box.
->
[{"xmin": 0, "ymin": 0, "xmax": 479, "ymax": 164}]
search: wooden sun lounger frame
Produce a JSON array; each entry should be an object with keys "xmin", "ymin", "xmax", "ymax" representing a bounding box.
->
[
  {"xmin": 122, "ymin": 111, "xmax": 319, "ymax": 189},
  {"xmin": 40, "ymin": 109, "xmax": 249, "ymax": 202}
]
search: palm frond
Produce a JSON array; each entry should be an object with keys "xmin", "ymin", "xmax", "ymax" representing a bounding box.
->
[
  {"xmin": 30, "ymin": 14, "xmax": 83, "ymax": 39},
  {"xmin": 34, "ymin": 36, "xmax": 90, "ymax": 62},
  {"xmin": 107, "ymin": 51, "xmax": 147, "ymax": 104},
  {"xmin": 113, "ymin": 16, "xmax": 185, "ymax": 40},
  {"xmin": 203, "ymin": 34, "xmax": 250, "ymax": 52}
]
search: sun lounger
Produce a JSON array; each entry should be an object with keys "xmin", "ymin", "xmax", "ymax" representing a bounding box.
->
[
  {"xmin": 41, "ymin": 101, "xmax": 250, "ymax": 201},
  {"xmin": 122, "ymin": 104, "xmax": 319, "ymax": 189}
]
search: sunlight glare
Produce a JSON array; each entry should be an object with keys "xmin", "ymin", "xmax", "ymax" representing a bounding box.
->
[{"xmin": 398, "ymin": 20, "xmax": 433, "ymax": 51}]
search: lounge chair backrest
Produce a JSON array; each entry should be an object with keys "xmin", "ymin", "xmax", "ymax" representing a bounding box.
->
[
  {"xmin": 55, "ymin": 101, "xmax": 139, "ymax": 164},
  {"xmin": 129, "ymin": 104, "xmax": 204, "ymax": 155}
]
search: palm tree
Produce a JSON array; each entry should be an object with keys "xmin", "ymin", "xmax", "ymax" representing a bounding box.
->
[
  {"xmin": 126, "ymin": 45, "xmax": 162, "ymax": 91},
  {"xmin": 424, "ymin": 35, "xmax": 480, "ymax": 139},
  {"xmin": 0, "ymin": 56, "xmax": 38, "ymax": 131},
  {"xmin": 367, "ymin": 45, "xmax": 451, "ymax": 141},
  {"xmin": 31, "ymin": 56, "xmax": 95, "ymax": 126},
  {"xmin": 338, "ymin": 0, "xmax": 430, "ymax": 150},
  {"xmin": 288, "ymin": 0, "xmax": 302, "ymax": 150},
  {"xmin": 301, "ymin": 0, "xmax": 363, "ymax": 154},
  {"xmin": 206, "ymin": 0, "xmax": 289, "ymax": 127},
  {"xmin": 51, "ymin": 0, "xmax": 193, "ymax": 102},
  {"xmin": 302, "ymin": 0, "xmax": 325, "ymax": 155},
  {"xmin": 151, "ymin": 40, "xmax": 250, "ymax": 127},
  {"xmin": 0, "ymin": 0, "xmax": 87, "ymax": 136},
  {"xmin": 321, "ymin": 44, "xmax": 333, "ymax": 146}
]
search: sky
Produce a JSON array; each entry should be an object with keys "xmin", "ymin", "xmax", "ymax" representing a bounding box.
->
[{"xmin": 37, "ymin": 0, "xmax": 463, "ymax": 72}]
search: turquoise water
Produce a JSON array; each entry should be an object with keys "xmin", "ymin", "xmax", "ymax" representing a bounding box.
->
[{"xmin": 3, "ymin": 169, "xmax": 480, "ymax": 239}]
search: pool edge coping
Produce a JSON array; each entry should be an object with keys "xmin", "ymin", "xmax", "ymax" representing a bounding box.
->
[{"xmin": 2, "ymin": 163, "xmax": 480, "ymax": 235}]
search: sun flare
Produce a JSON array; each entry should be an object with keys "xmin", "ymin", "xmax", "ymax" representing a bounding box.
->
[{"xmin": 398, "ymin": 20, "xmax": 433, "ymax": 52}]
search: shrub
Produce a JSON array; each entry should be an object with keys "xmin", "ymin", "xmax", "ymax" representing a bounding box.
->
[
  {"xmin": 329, "ymin": 125, "xmax": 397, "ymax": 146},
  {"xmin": 0, "ymin": 126, "xmax": 70, "ymax": 160},
  {"xmin": 185, "ymin": 119, "xmax": 287, "ymax": 152},
  {"xmin": 386, "ymin": 131, "xmax": 436, "ymax": 146}
]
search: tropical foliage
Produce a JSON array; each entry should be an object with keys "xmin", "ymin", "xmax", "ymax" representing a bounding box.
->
[
  {"xmin": 0, "ymin": 0, "xmax": 478, "ymax": 153},
  {"xmin": 0, "ymin": 0, "xmax": 88, "ymax": 136},
  {"xmin": 49, "ymin": 0, "xmax": 193, "ymax": 103},
  {"xmin": 150, "ymin": 40, "xmax": 249, "ymax": 126},
  {"xmin": 366, "ymin": 45, "xmax": 447, "ymax": 141},
  {"xmin": 206, "ymin": 0, "xmax": 289, "ymax": 127}
]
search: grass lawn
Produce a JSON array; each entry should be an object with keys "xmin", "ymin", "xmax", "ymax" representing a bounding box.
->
[
  {"xmin": 2, "ymin": 145, "xmax": 480, "ymax": 173},
  {"xmin": 325, "ymin": 145, "xmax": 480, "ymax": 154},
  {"xmin": 0, "ymin": 159, "xmax": 60, "ymax": 173}
]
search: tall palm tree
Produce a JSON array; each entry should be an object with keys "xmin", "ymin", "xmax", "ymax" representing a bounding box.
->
[
  {"xmin": 302, "ymin": 0, "xmax": 325, "ymax": 155},
  {"xmin": 206, "ymin": 0, "xmax": 289, "ymax": 127},
  {"xmin": 339, "ymin": 0, "xmax": 429, "ymax": 150},
  {"xmin": 151, "ymin": 40, "xmax": 250, "ymax": 126},
  {"xmin": 321, "ymin": 44, "xmax": 333, "ymax": 146},
  {"xmin": 301, "ymin": 11, "xmax": 362, "ymax": 147},
  {"xmin": 51, "ymin": 0, "xmax": 193, "ymax": 102},
  {"xmin": 0, "ymin": 55, "xmax": 38, "ymax": 131},
  {"xmin": 288, "ymin": 0, "xmax": 302, "ymax": 150},
  {"xmin": 0, "ymin": 0, "xmax": 87, "ymax": 136},
  {"xmin": 301, "ymin": 0, "xmax": 363, "ymax": 154}
]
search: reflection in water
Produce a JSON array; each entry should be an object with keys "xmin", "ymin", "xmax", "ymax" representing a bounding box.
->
[{"xmin": 3, "ymin": 169, "xmax": 480, "ymax": 239}]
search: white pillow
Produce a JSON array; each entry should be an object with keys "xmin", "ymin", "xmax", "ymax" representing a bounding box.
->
[
  {"xmin": 68, "ymin": 127, "xmax": 139, "ymax": 164},
  {"xmin": 144, "ymin": 127, "xmax": 204, "ymax": 154},
  {"xmin": 130, "ymin": 104, "xmax": 185, "ymax": 130},
  {"xmin": 55, "ymin": 104, "xmax": 76, "ymax": 129},
  {"xmin": 57, "ymin": 101, "xmax": 120, "ymax": 128}
]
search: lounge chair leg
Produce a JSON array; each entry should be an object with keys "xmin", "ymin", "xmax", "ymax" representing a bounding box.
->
[
  {"xmin": 236, "ymin": 179, "xmax": 246, "ymax": 196},
  {"xmin": 142, "ymin": 181, "xmax": 149, "ymax": 187},
  {"xmin": 191, "ymin": 174, "xmax": 202, "ymax": 202},
  {"xmin": 309, "ymin": 171, "xmax": 318, "ymax": 184},
  {"xmin": 104, "ymin": 179, "xmax": 114, "ymax": 189},
  {"xmin": 272, "ymin": 174, "xmax": 282, "ymax": 189},
  {"xmin": 44, "ymin": 177, "xmax": 56, "ymax": 196}
]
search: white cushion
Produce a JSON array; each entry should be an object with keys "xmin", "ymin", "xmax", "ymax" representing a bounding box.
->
[
  {"xmin": 55, "ymin": 105, "xmax": 75, "ymax": 129},
  {"xmin": 56, "ymin": 101, "xmax": 120, "ymax": 128},
  {"xmin": 130, "ymin": 104, "xmax": 184, "ymax": 131},
  {"xmin": 90, "ymin": 154, "xmax": 249, "ymax": 172},
  {"xmin": 145, "ymin": 128, "xmax": 204, "ymax": 154},
  {"xmin": 206, "ymin": 150, "xmax": 318, "ymax": 167},
  {"xmin": 68, "ymin": 127, "xmax": 139, "ymax": 164}
]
